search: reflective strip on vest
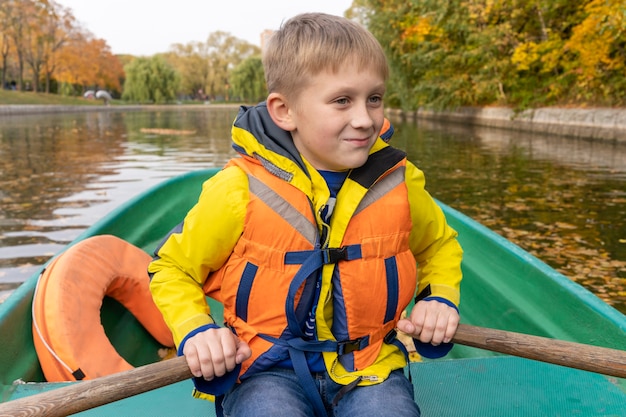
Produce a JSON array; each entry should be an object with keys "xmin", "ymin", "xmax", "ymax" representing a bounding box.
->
[
  {"xmin": 248, "ymin": 175, "xmax": 317, "ymax": 245},
  {"xmin": 354, "ymin": 166, "xmax": 405, "ymax": 217}
]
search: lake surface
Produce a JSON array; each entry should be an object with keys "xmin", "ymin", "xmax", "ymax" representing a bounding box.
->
[{"xmin": 1, "ymin": 107, "xmax": 625, "ymax": 314}]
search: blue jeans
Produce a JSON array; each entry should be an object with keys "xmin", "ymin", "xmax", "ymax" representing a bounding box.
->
[{"xmin": 221, "ymin": 367, "xmax": 420, "ymax": 417}]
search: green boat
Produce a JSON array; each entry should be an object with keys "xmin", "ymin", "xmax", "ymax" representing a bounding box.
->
[{"xmin": 1, "ymin": 168, "xmax": 625, "ymax": 416}]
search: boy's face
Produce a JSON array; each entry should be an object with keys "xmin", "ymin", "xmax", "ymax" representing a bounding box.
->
[{"xmin": 287, "ymin": 63, "xmax": 386, "ymax": 172}]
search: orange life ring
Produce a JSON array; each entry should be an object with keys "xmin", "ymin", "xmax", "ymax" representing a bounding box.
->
[{"xmin": 32, "ymin": 234, "xmax": 174, "ymax": 381}]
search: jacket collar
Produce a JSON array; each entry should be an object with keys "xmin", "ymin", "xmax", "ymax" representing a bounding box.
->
[{"xmin": 232, "ymin": 102, "xmax": 310, "ymax": 178}]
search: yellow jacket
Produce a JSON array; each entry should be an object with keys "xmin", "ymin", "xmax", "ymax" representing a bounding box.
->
[{"xmin": 149, "ymin": 103, "xmax": 462, "ymax": 388}]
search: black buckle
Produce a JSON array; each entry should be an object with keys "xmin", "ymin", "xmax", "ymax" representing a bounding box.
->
[
  {"xmin": 384, "ymin": 329, "xmax": 397, "ymax": 344},
  {"xmin": 415, "ymin": 284, "xmax": 432, "ymax": 303},
  {"xmin": 72, "ymin": 368, "xmax": 86, "ymax": 380},
  {"xmin": 322, "ymin": 247, "xmax": 347, "ymax": 264},
  {"xmin": 337, "ymin": 337, "xmax": 364, "ymax": 355}
]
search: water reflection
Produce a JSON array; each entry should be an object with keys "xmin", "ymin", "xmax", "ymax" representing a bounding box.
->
[
  {"xmin": 394, "ymin": 118, "xmax": 626, "ymax": 312},
  {"xmin": 0, "ymin": 108, "xmax": 624, "ymax": 313},
  {"xmin": 0, "ymin": 107, "xmax": 239, "ymax": 296}
]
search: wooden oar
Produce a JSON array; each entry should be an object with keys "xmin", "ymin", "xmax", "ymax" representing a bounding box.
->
[
  {"xmin": 0, "ymin": 323, "xmax": 625, "ymax": 417},
  {"xmin": 0, "ymin": 355, "xmax": 193, "ymax": 417},
  {"xmin": 452, "ymin": 324, "xmax": 626, "ymax": 378}
]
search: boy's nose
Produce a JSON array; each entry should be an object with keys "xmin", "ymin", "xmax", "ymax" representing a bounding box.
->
[{"xmin": 350, "ymin": 104, "xmax": 375, "ymax": 130}]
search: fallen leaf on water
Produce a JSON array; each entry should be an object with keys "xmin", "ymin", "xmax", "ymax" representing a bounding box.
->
[
  {"xmin": 555, "ymin": 222, "xmax": 577, "ymax": 230},
  {"xmin": 140, "ymin": 128, "xmax": 197, "ymax": 135}
]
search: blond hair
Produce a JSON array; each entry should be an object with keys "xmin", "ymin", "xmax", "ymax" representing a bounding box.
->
[{"xmin": 263, "ymin": 13, "xmax": 389, "ymax": 99}]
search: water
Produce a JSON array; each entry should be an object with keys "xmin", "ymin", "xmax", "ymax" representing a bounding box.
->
[
  {"xmin": 0, "ymin": 107, "xmax": 239, "ymax": 299},
  {"xmin": 1, "ymin": 107, "xmax": 625, "ymax": 313},
  {"xmin": 395, "ymin": 119, "xmax": 626, "ymax": 313}
]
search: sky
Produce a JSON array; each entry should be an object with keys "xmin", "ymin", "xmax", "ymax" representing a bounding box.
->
[{"xmin": 55, "ymin": 0, "xmax": 355, "ymax": 56}]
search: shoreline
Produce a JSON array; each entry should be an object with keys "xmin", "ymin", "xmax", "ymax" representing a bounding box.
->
[
  {"xmin": 386, "ymin": 107, "xmax": 626, "ymax": 143},
  {"xmin": 0, "ymin": 103, "xmax": 242, "ymax": 117},
  {"xmin": 1, "ymin": 103, "xmax": 625, "ymax": 143}
]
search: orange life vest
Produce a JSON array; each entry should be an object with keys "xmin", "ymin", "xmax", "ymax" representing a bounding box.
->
[{"xmin": 203, "ymin": 145, "xmax": 417, "ymax": 381}]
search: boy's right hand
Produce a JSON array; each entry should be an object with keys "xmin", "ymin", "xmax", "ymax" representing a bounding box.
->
[{"xmin": 182, "ymin": 327, "xmax": 252, "ymax": 380}]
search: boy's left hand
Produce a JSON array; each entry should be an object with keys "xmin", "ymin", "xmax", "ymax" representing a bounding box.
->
[{"xmin": 396, "ymin": 300, "xmax": 460, "ymax": 345}]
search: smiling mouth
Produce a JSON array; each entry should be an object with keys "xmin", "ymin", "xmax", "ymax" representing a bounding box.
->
[
  {"xmin": 346, "ymin": 137, "xmax": 372, "ymax": 146},
  {"xmin": 346, "ymin": 135, "xmax": 372, "ymax": 142}
]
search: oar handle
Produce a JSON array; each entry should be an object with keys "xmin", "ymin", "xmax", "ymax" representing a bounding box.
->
[
  {"xmin": 453, "ymin": 324, "xmax": 626, "ymax": 378},
  {"xmin": 1, "ymin": 325, "xmax": 624, "ymax": 417},
  {"xmin": 0, "ymin": 356, "xmax": 192, "ymax": 417}
]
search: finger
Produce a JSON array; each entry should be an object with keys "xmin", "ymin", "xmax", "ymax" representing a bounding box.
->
[
  {"xmin": 219, "ymin": 331, "xmax": 240, "ymax": 373},
  {"xmin": 396, "ymin": 318, "xmax": 416, "ymax": 335},
  {"xmin": 184, "ymin": 348, "xmax": 203, "ymax": 378},
  {"xmin": 236, "ymin": 340, "xmax": 253, "ymax": 364},
  {"xmin": 196, "ymin": 343, "xmax": 216, "ymax": 380},
  {"xmin": 418, "ymin": 317, "xmax": 436, "ymax": 344},
  {"xmin": 429, "ymin": 314, "xmax": 449, "ymax": 345},
  {"xmin": 443, "ymin": 314, "xmax": 460, "ymax": 343},
  {"xmin": 406, "ymin": 305, "xmax": 430, "ymax": 343},
  {"xmin": 206, "ymin": 330, "xmax": 236, "ymax": 378}
]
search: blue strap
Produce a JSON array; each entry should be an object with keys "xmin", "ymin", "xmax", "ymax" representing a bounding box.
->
[
  {"xmin": 289, "ymin": 347, "xmax": 328, "ymax": 417},
  {"xmin": 284, "ymin": 250, "xmax": 324, "ymax": 337},
  {"xmin": 284, "ymin": 245, "xmax": 361, "ymax": 337},
  {"xmin": 278, "ymin": 244, "xmax": 365, "ymax": 416},
  {"xmin": 284, "ymin": 244, "xmax": 362, "ymax": 265},
  {"xmin": 236, "ymin": 263, "xmax": 258, "ymax": 321},
  {"xmin": 258, "ymin": 333, "xmax": 370, "ymax": 356}
]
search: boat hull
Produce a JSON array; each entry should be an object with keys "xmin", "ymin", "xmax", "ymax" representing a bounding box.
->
[{"xmin": 1, "ymin": 168, "xmax": 625, "ymax": 415}]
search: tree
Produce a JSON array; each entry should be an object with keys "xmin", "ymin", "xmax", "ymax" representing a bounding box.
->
[
  {"xmin": 4, "ymin": 0, "xmax": 28, "ymax": 90},
  {"xmin": 229, "ymin": 56, "xmax": 265, "ymax": 103},
  {"xmin": 563, "ymin": 0, "xmax": 625, "ymax": 102},
  {"xmin": 204, "ymin": 31, "xmax": 259, "ymax": 100},
  {"xmin": 165, "ymin": 32, "xmax": 260, "ymax": 101},
  {"xmin": 358, "ymin": 0, "xmax": 625, "ymax": 109},
  {"xmin": 2, "ymin": 0, "xmax": 68, "ymax": 92},
  {"xmin": 40, "ymin": 1, "xmax": 74, "ymax": 93},
  {"xmin": 122, "ymin": 55, "xmax": 180, "ymax": 103},
  {"xmin": 0, "ymin": 11, "xmax": 11, "ymax": 88},
  {"xmin": 166, "ymin": 41, "xmax": 211, "ymax": 99},
  {"xmin": 21, "ymin": 0, "xmax": 73, "ymax": 92},
  {"xmin": 0, "ymin": 0, "xmax": 121, "ymax": 95},
  {"xmin": 54, "ymin": 28, "xmax": 124, "ymax": 96}
]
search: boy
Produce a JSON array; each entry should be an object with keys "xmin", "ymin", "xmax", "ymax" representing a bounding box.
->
[{"xmin": 149, "ymin": 12, "xmax": 462, "ymax": 417}]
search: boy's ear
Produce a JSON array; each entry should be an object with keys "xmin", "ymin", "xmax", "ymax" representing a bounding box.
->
[{"xmin": 266, "ymin": 92, "xmax": 296, "ymax": 131}]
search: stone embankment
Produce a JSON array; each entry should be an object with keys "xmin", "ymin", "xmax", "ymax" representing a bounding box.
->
[
  {"xmin": 0, "ymin": 103, "xmax": 240, "ymax": 117},
  {"xmin": 387, "ymin": 107, "xmax": 626, "ymax": 143},
  {"xmin": 0, "ymin": 105, "xmax": 140, "ymax": 116},
  {"xmin": 2, "ymin": 104, "xmax": 625, "ymax": 143}
]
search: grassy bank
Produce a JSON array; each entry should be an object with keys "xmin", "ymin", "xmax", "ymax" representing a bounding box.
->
[
  {"xmin": 0, "ymin": 90, "xmax": 108, "ymax": 106},
  {"xmin": 0, "ymin": 90, "xmax": 237, "ymax": 106}
]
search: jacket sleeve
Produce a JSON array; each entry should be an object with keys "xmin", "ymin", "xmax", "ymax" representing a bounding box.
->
[
  {"xmin": 405, "ymin": 162, "xmax": 463, "ymax": 307},
  {"xmin": 149, "ymin": 166, "xmax": 249, "ymax": 346}
]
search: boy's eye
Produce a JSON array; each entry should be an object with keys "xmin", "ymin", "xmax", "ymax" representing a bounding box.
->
[
  {"xmin": 335, "ymin": 98, "xmax": 349, "ymax": 105},
  {"xmin": 369, "ymin": 95, "xmax": 383, "ymax": 104}
]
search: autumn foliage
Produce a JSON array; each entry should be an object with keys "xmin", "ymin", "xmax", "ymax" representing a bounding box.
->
[
  {"xmin": 0, "ymin": 0, "xmax": 123, "ymax": 96},
  {"xmin": 3, "ymin": 0, "xmax": 622, "ymax": 108},
  {"xmin": 351, "ymin": 0, "xmax": 626, "ymax": 109}
]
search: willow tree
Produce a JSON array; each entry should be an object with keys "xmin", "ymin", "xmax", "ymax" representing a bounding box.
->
[
  {"xmin": 122, "ymin": 55, "xmax": 180, "ymax": 104},
  {"xmin": 229, "ymin": 56, "xmax": 265, "ymax": 103}
]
